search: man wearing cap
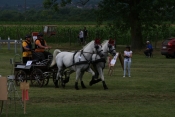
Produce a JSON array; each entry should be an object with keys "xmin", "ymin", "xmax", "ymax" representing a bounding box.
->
[
  {"xmin": 144, "ymin": 41, "xmax": 153, "ymax": 57},
  {"xmin": 34, "ymin": 33, "xmax": 52, "ymax": 60},
  {"xmin": 22, "ymin": 35, "xmax": 32, "ymax": 63}
]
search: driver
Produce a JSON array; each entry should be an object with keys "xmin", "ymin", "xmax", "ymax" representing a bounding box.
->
[{"xmin": 34, "ymin": 32, "xmax": 52, "ymax": 60}]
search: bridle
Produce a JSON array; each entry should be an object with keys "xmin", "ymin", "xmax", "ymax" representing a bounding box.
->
[
  {"xmin": 80, "ymin": 44, "xmax": 103, "ymax": 61},
  {"xmin": 103, "ymin": 44, "xmax": 116, "ymax": 55}
]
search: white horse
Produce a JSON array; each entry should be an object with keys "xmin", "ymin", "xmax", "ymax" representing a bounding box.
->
[
  {"xmin": 88, "ymin": 39, "xmax": 116, "ymax": 89},
  {"xmin": 50, "ymin": 39, "xmax": 104, "ymax": 90}
]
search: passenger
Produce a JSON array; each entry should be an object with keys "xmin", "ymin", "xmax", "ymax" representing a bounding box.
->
[
  {"xmin": 33, "ymin": 32, "xmax": 52, "ymax": 61},
  {"xmin": 22, "ymin": 35, "xmax": 32, "ymax": 63}
]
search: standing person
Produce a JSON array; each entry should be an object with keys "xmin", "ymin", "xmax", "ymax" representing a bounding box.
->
[
  {"xmin": 78, "ymin": 29, "xmax": 84, "ymax": 45},
  {"xmin": 22, "ymin": 35, "xmax": 32, "ymax": 63},
  {"xmin": 144, "ymin": 41, "xmax": 153, "ymax": 57},
  {"xmin": 83, "ymin": 27, "xmax": 88, "ymax": 44},
  {"xmin": 123, "ymin": 46, "xmax": 132, "ymax": 77},
  {"xmin": 34, "ymin": 32, "xmax": 52, "ymax": 61}
]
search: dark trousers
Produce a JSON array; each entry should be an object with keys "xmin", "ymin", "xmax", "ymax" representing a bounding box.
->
[
  {"xmin": 144, "ymin": 49, "xmax": 153, "ymax": 57},
  {"xmin": 32, "ymin": 51, "xmax": 52, "ymax": 61},
  {"xmin": 23, "ymin": 57, "xmax": 32, "ymax": 63},
  {"xmin": 42, "ymin": 51, "xmax": 52, "ymax": 59}
]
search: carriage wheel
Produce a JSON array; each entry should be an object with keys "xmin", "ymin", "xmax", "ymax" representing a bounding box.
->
[
  {"xmin": 52, "ymin": 72, "xmax": 61, "ymax": 87},
  {"xmin": 30, "ymin": 68, "xmax": 44, "ymax": 87},
  {"xmin": 43, "ymin": 72, "xmax": 50, "ymax": 86},
  {"xmin": 15, "ymin": 70, "xmax": 27, "ymax": 86}
]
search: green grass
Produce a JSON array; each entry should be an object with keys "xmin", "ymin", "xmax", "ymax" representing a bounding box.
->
[{"xmin": 0, "ymin": 46, "xmax": 175, "ymax": 117}]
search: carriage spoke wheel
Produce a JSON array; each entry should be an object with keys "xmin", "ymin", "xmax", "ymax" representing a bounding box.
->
[
  {"xmin": 15, "ymin": 70, "xmax": 27, "ymax": 86},
  {"xmin": 53, "ymin": 72, "xmax": 61, "ymax": 88},
  {"xmin": 30, "ymin": 69, "xmax": 44, "ymax": 87},
  {"xmin": 43, "ymin": 72, "xmax": 50, "ymax": 86}
]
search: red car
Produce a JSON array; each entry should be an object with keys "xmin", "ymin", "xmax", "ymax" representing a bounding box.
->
[{"xmin": 161, "ymin": 37, "xmax": 175, "ymax": 58}]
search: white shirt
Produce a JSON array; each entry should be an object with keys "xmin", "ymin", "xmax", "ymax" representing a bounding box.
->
[
  {"xmin": 124, "ymin": 51, "xmax": 132, "ymax": 62},
  {"xmin": 79, "ymin": 31, "xmax": 83, "ymax": 38}
]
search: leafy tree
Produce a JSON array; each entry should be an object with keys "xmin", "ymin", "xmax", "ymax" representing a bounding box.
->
[
  {"xmin": 43, "ymin": 0, "xmax": 175, "ymax": 49},
  {"xmin": 97, "ymin": 0, "xmax": 175, "ymax": 49}
]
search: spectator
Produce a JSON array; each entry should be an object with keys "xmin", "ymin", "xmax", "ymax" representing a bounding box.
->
[
  {"xmin": 83, "ymin": 27, "xmax": 88, "ymax": 44},
  {"xmin": 22, "ymin": 35, "xmax": 32, "ymax": 63},
  {"xmin": 33, "ymin": 32, "xmax": 52, "ymax": 61},
  {"xmin": 144, "ymin": 41, "xmax": 153, "ymax": 57},
  {"xmin": 123, "ymin": 46, "xmax": 132, "ymax": 77},
  {"xmin": 78, "ymin": 29, "xmax": 84, "ymax": 45}
]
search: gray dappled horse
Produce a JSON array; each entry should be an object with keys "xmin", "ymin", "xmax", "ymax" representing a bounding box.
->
[
  {"xmin": 50, "ymin": 39, "xmax": 104, "ymax": 90},
  {"xmin": 88, "ymin": 39, "xmax": 116, "ymax": 89}
]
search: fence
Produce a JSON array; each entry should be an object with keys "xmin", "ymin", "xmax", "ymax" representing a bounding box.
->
[{"xmin": 0, "ymin": 37, "xmax": 22, "ymax": 54}]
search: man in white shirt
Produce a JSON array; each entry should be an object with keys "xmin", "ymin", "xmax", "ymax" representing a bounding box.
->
[{"xmin": 79, "ymin": 29, "xmax": 84, "ymax": 45}]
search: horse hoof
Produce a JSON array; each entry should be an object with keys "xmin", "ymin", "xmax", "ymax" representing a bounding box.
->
[
  {"xmin": 75, "ymin": 82, "xmax": 79, "ymax": 90},
  {"xmin": 55, "ymin": 85, "xmax": 59, "ymax": 88},
  {"xmin": 62, "ymin": 84, "xmax": 65, "ymax": 88},
  {"xmin": 54, "ymin": 80, "xmax": 59, "ymax": 88},
  {"xmin": 81, "ymin": 81, "xmax": 86, "ymax": 89},
  {"xmin": 89, "ymin": 81, "xmax": 94, "ymax": 86},
  {"xmin": 82, "ymin": 86, "xmax": 86, "ymax": 89},
  {"xmin": 104, "ymin": 86, "xmax": 108, "ymax": 90}
]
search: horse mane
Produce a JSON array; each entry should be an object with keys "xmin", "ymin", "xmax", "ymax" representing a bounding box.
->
[
  {"xmin": 101, "ymin": 40, "xmax": 108, "ymax": 45},
  {"xmin": 82, "ymin": 40, "xmax": 94, "ymax": 49}
]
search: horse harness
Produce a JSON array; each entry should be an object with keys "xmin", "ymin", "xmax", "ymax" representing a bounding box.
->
[
  {"xmin": 64, "ymin": 46, "xmax": 103, "ymax": 69},
  {"xmin": 91, "ymin": 44, "xmax": 116, "ymax": 68}
]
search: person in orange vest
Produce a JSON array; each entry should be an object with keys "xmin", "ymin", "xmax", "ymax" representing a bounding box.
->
[
  {"xmin": 22, "ymin": 35, "xmax": 32, "ymax": 63},
  {"xmin": 34, "ymin": 32, "xmax": 52, "ymax": 61}
]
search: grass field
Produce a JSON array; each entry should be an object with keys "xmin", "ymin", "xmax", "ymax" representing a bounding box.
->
[{"xmin": 0, "ymin": 45, "xmax": 175, "ymax": 117}]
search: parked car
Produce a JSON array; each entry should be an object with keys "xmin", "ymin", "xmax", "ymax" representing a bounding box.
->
[{"xmin": 161, "ymin": 37, "xmax": 175, "ymax": 58}]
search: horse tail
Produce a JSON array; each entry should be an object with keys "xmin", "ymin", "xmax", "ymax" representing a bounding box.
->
[{"xmin": 50, "ymin": 49, "xmax": 61, "ymax": 67}]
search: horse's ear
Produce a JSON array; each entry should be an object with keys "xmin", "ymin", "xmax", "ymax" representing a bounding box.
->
[{"xmin": 95, "ymin": 38, "xmax": 101, "ymax": 44}]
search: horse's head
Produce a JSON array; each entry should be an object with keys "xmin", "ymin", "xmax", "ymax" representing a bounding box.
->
[
  {"xmin": 108, "ymin": 39, "xmax": 116, "ymax": 56},
  {"xmin": 94, "ymin": 38, "xmax": 104, "ymax": 57}
]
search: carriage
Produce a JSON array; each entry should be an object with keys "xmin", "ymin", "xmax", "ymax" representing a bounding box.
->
[
  {"xmin": 13, "ymin": 39, "xmax": 116, "ymax": 89},
  {"xmin": 13, "ymin": 26, "xmax": 57, "ymax": 87},
  {"xmin": 13, "ymin": 54, "xmax": 59, "ymax": 87}
]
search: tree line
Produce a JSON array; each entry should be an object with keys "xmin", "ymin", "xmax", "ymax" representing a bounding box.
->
[
  {"xmin": 44, "ymin": 0, "xmax": 175, "ymax": 49},
  {"xmin": 0, "ymin": 8, "xmax": 97, "ymax": 22}
]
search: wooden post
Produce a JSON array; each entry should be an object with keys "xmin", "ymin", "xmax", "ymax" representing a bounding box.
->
[
  {"xmin": 20, "ymin": 82, "xmax": 29, "ymax": 114},
  {"xmin": 119, "ymin": 53, "xmax": 124, "ymax": 70},
  {"xmin": 0, "ymin": 77, "xmax": 7, "ymax": 101},
  {"xmin": 0, "ymin": 77, "xmax": 7, "ymax": 115},
  {"xmin": 108, "ymin": 53, "xmax": 119, "ymax": 76}
]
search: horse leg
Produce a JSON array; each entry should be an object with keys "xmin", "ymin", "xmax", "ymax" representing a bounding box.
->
[
  {"xmin": 55, "ymin": 70, "xmax": 61, "ymax": 88},
  {"xmin": 86, "ymin": 68, "xmax": 97, "ymax": 86},
  {"xmin": 75, "ymin": 70, "xmax": 81, "ymax": 90},
  {"xmin": 99, "ymin": 68, "xmax": 108, "ymax": 90},
  {"xmin": 92, "ymin": 64, "xmax": 99, "ymax": 80},
  {"xmin": 80, "ymin": 72, "xmax": 86, "ymax": 89},
  {"xmin": 88, "ymin": 67, "xmax": 101, "ymax": 86},
  {"xmin": 64, "ymin": 70, "xmax": 74, "ymax": 84}
]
